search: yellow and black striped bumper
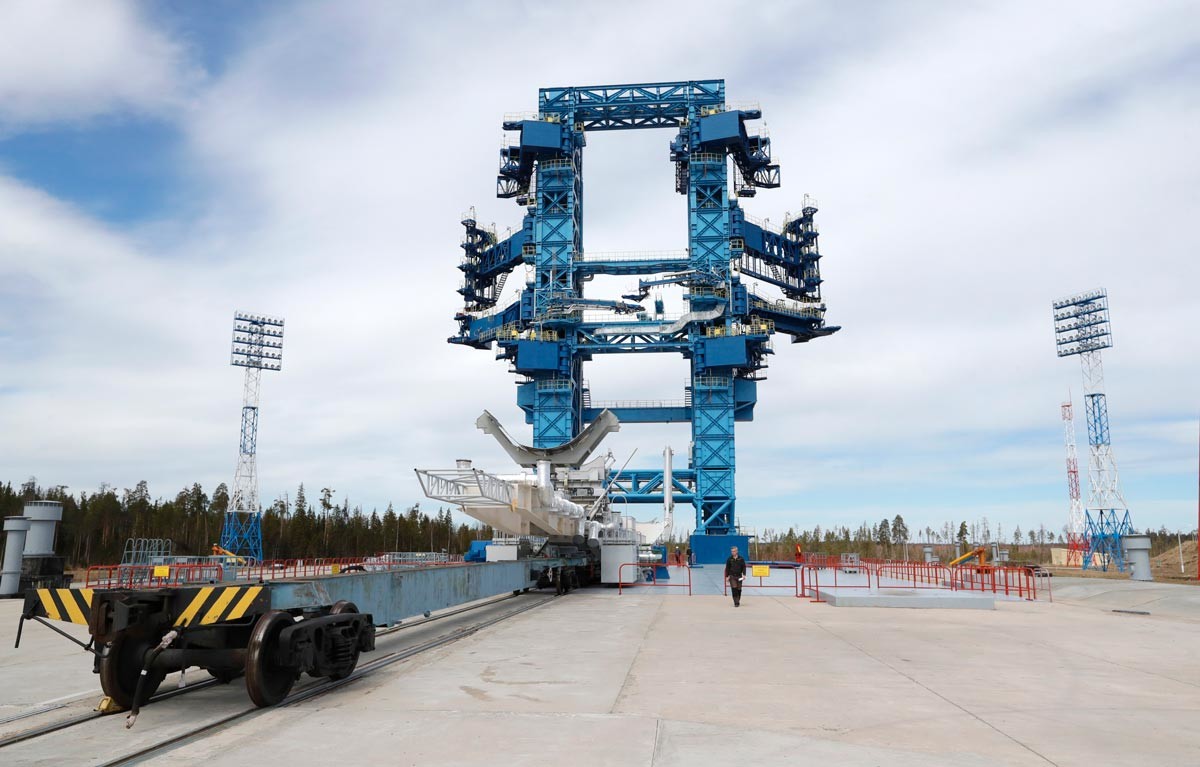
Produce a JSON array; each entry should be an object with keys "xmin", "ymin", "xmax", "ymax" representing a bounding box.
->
[
  {"xmin": 24, "ymin": 585, "xmax": 270, "ymax": 630},
  {"xmin": 172, "ymin": 585, "xmax": 267, "ymax": 627},
  {"xmin": 30, "ymin": 588, "xmax": 95, "ymax": 625}
]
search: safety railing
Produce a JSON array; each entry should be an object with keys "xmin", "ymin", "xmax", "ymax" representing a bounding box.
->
[
  {"xmin": 577, "ymin": 249, "xmax": 689, "ymax": 263},
  {"xmin": 232, "ymin": 555, "xmax": 470, "ymax": 583},
  {"xmin": 617, "ymin": 563, "xmax": 692, "ymax": 595},
  {"xmin": 590, "ymin": 399, "xmax": 687, "ymax": 410},
  {"xmin": 86, "ymin": 563, "xmax": 225, "ymax": 589},
  {"xmin": 539, "ymin": 157, "xmax": 576, "ymax": 171},
  {"xmin": 874, "ymin": 562, "xmax": 952, "ymax": 589},
  {"xmin": 748, "ymin": 288, "xmax": 826, "ymax": 319},
  {"xmin": 803, "ymin": 564, "xmax": 874, "ymax": 603},
  {"xmin": 791, "ymin": 556, "xmax": 1051, "ymax": 601},
  {"xmin": 739, "ymin": 211, "xmax": 777, "ymax": 233},
  {"xmin": 723, "ymin": 564, "xmax": 802, "ymax": 598},
  {"xmin": 951, "ymin": 565, "xmax": 1039, "ymax": 601}
]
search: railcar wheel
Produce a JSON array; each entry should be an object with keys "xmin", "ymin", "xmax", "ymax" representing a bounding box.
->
[
  {"xmin": 327, "ymin": 601, "xmax": 361, "ymax": 681},
  {"xmin": 99, "ymin": 633, "xmax": 165, "ymax": 710},
  {"xmin": 245, "ymin": 610, "xmax": 297, "ymax": 707}
]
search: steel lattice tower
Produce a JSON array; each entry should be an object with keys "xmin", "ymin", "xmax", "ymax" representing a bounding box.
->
[
  {"xmin": 452, "ymin": 81, "xmax": 838, "ymax": 562},
  {"xmin": 1060, "ymin": 399, "xmax": 1085, "ymax": 567},
  {"xmin": 221, "ymin": 311, "xmax": 284, "ymax": 561},
  {"xmin": 1052, "ymin": 289, "xmax": 1132, "ymax": 571}
]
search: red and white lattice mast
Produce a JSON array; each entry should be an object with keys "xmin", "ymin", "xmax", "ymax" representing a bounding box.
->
[{"xmin": 1061, "ymin": 398, "xmax": 1086, "ymax": 567}]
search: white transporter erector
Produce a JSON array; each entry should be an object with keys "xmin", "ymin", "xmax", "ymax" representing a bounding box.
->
[{"xmin": 415, "ymin": 410, "xmax": 674, "ymax": 584}]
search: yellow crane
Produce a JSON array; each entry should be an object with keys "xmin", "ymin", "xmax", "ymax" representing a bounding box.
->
[
  {"xmin": 211, "ymin": 543, "xmax": 247, "ymax": 565},
  {"xmin": 947, "ymin": 546, "xmax": 989, "ymax": 568}
]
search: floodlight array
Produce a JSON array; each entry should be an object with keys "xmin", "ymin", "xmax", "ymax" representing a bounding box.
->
[
  {"xmin": 1052, "ymin": 289, "xmax": 1111, "ymax": 358},
  {"xmin": 231, "ymin": 311, "xmax": 286, "ymax": 371}
]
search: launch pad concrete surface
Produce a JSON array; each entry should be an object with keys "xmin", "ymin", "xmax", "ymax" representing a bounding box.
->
[{"xmin": 3, "ymin": 580, "xmax": 1200, "ymax": 766}]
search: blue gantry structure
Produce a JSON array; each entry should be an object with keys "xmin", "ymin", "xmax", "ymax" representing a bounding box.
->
[{"xmin": 452, "ymin": 80, "xmax": 838, "ymax": 562}]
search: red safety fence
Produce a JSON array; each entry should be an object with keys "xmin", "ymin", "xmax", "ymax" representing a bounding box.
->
[
  {"xmin": 874, "ymin": 562, "xmax": 952, "ymax": 589},
  {"xmin": 235, "ymin": 557, "xmax": 372, "ymax": 581},
  {"xmin": 792, "ymin": 557, "xmax": 1053, "ymax": 602},
  {"xmin": 617, "ymin": 563, "xmax": 693, "ymax": 595},
  {"xmin": 84, "ymin": 553, "xmax": 478, "ymax": 588},
  {"xmin": 85, "ymin": 563, "xmax": 224, "ymax": 588},
  {"xmin": 724, "ymin": 566, "xmax": 803, "ymax": 598},
  {"xmin": 235, "ymin": 555, "xmax": 470, "ymax": 582},
  {"xmin": 802, "ymin": 564, "xmax": 874, "ymax": 602},
  {"xmin": 950, "ymin": 565, "xmax": 1039, "ymax": 601}
]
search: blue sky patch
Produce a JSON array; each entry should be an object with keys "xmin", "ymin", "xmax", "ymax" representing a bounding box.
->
[{"xmin": 0, "ymin": 118, "xmax": 184, "ymax": 224}]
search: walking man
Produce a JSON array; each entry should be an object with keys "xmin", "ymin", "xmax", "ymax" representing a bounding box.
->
[{"xmin": 725, "ymin": 546, "xmax": 747, "ymax": 607}]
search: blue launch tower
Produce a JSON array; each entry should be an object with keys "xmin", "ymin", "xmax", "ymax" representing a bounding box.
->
[{"xmin": 452, "ymin": 80, "xmax": 838, "ymax": 562}]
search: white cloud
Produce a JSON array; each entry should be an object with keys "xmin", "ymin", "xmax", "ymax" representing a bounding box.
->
[
  {"xmin": 0, "ymin": 0, "xmax": 197, "ymax": 126},
  {"xmin": 1, "ymin": 0, "xmax": 1197, "ymax": 535}
]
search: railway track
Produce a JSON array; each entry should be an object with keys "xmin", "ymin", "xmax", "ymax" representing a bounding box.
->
[{"xmin": 1, "ymin": 592, "xmax": 556, "ymax": 763}]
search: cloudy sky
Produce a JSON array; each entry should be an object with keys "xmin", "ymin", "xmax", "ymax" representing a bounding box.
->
[{"xmin": 1, "ymin": 1, "xmax": 1196, "ymax": 539}]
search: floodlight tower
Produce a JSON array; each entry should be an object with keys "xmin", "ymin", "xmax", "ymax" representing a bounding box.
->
[
  {"xmin": 1060, "ymin": 399, "xmax": 1085, "ymax": 567},
  {"xmin": 1052, "ymin": 289, "xmax": 1132, "ymax": 570},
  {"xmin": 221, "ymin": 311, "xmax": 284, "ymax": 562}
]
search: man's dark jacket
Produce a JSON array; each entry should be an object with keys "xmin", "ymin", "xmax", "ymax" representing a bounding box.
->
[{"xmin": 724, "ymin": 555, "xmax": 746, "ymax": 582}]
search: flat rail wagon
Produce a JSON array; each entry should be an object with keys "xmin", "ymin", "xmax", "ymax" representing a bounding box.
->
[{"xmin": 17, "ymin": 556, "xmax": 584, "ymax": 710}]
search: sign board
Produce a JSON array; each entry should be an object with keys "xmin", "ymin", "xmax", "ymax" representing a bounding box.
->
[
  {"xmin": 153, "ymin": 565, "xmax": 170, "ymax": 578},
  {"xmin": 331, "ymin": 564, "xmax": 341, "ymax": 575},
  {"xmin": 751, "ymin": 564, "xmax": 770, "ymax": 578}
]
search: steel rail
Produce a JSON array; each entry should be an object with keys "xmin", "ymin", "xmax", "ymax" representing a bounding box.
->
[
  {"xmin": 0, "ymin": 590, "xmax": 533, "ymax": 750},
  {"xmin": 90, "ymin": 593, "xmax": 558, "ymax": 767},
  {"xmin": 0, "ymin": 677, "xmax": 220, "ymax": 748}
]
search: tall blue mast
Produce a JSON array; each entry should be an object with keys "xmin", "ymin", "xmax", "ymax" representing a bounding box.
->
[{"xmin": 453, "ymin": 80, "xmax": 838, "ymax": 562}]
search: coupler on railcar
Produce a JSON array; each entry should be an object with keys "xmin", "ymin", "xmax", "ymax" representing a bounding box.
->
[{"xmin": 17, "ymin": 586, "xmax": 375, "ymax": 713}]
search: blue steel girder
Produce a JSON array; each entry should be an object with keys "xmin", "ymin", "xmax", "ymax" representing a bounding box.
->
[
  {"xmin": 239, "ymin": 406, "xmax": 259, "ymax": 455},
  {"xmin": 1084, "ymin": 393, "xmax": 1111, "ymax": 447},
  {"xmin": 539, "ymin": 80, "xmax": 724, "ymax": 131},
  {"xmin": 608, "ymin": 468, "xmax": 696, "ymax": 504},
  {"xmin": 583, "ymin": 406, "xmax": 691, "ymax": 423},
  {"xmin": 532, "ymin": 156, "xmax": 581, "ymax": 318},
  {"xmin": 576, "ymin": 257, "xmax": 690, "ymax": 278}
]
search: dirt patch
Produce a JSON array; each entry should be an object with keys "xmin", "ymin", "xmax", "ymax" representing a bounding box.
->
[
  {"xmin": 1047, "ymin": 541, "xmax": 1199, "ymax": 585},
  {"xmin": 1151, "ymin": 540, "xmax": 1198, "ymax": 583}
]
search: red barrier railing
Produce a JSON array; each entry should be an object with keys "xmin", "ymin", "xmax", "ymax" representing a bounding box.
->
[
  {"xmin": 84, "ymin": 554, "xmax": 474, "ymax": 588},
  {"xmin": 236, "ymin": 556, "xmax": 388, "ymax": 581},
  {"xmin": 951, "ymin": 565, "xmax": 1038, "ymax": 600},
  {"xmin": 617, "ymin": 563, "xmax": 692, "ymax": 595},
  {"xmin": 874, "ymin": 562, "xmax": 952, "ymax": 589},
  {"xmin": 724, "ymin": 566, "xmax": 803, "ymax": 598},
  {"xmin": 85, "ymin": 563, "xmax": 225, "ymax": 588},
  {"xmin": 791, "ymin": 557, "xmax": 1051, "ymax": 602},
  {"xmin": 803, "ymin": 564, "xmax": 874, "ymax": 603}
]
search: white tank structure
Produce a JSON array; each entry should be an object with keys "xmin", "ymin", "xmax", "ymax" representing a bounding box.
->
[
  {"xmin": 1122, "ymin": 534, "xmax": 1153, "ymax": 582},
  {"xmin": 22, "ymin": 500, "xmax": 63, "ymax": 556},
  {"xmin": 1, "ymin": 516, "xmax": 31, "ymax": 596},
  {"xmin": 416, "ymin": 410, "xmax": 675, "ymax": 584}
]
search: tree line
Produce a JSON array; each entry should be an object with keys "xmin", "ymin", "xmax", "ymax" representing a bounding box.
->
[
  {"xmin": 732, "ymin": 515, "xmax": 1197, "ymax": 563},
  {"xmin": 4, "ymin": 478, "xmax": 1192, "ymax": 567},
  {"xmin": 0, "ymin": 478, "xmax": 490, "ymax": 567}
]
